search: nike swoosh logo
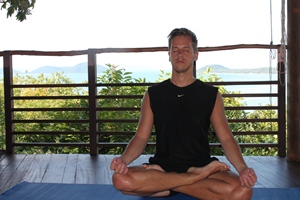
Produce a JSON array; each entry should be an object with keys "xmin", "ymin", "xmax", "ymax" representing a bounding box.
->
[{"xmin": 178, "ymin": 94, "xmax": 185, "ymax": 97}]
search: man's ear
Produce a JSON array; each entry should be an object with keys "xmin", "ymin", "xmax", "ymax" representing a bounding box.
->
[{"xmin": 194, "ymin": 51, "xmax": 199, "ymax": 61}]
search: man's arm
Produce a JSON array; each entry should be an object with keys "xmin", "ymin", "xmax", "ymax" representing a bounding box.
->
[
  {"xmin": 110, "ymin": 91, "xmax": 154, "ymax": 174},
  {"xmin": 210, "ymin": 92, "xmax": 257, "ymax": 187}
]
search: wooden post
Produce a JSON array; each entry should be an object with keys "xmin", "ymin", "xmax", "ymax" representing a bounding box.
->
[
  {"xmin": 3, "ymin": 51, "xmax": 15, "ymax": 154},
  {"xmin": 287, "ymin": 0, "xmax": 300, "ymax": 162},
  {"xmin": 277, "ymin": 49, "xmax": 286, "ymax": 157},
  {"xmin": 88, "ymin": 49, "xmax": 99, "ymax": 155}
]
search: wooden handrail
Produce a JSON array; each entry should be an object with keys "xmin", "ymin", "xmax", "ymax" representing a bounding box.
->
[
  {"xmin": 1, "ymin": 45, "xmax": 286, "ymax": 156},
  {"xmin": 0, "ymin": 44, "xmax": 282, "ymax": 57}
]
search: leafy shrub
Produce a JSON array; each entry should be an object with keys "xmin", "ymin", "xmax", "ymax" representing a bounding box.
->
[{"xmin": 0, "ymin": 65, "xmax": 279, "ymax": 155}]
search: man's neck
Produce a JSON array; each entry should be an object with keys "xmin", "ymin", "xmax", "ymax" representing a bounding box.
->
[{"xmin": 170, "ymin": 75, "xmax": 196, "ymax": 87}]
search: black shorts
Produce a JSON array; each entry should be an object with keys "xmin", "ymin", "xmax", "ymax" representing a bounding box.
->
[{"xmin": 148, "ymin": 156, "xmax": 219, "ymax": 173}]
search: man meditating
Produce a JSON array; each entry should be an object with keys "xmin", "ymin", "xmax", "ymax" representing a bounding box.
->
[{"xmin": 110, "ymin": 28, "xmax": 257, "ymax": 200}]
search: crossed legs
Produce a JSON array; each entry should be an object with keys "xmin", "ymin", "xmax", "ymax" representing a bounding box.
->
[
  {"xmin": 112, "ymin": 160, "xmax": 253, "ymax": 199},
  {"xmin": 173, "ymin": 170, "xmax": 253, "ymax": 200}
]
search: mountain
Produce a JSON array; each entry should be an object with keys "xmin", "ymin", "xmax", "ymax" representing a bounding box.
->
[
  {"xmin": 28, "ymin": 62, "xmax": 108, "ymax": 74},
  {"xmin": 198, "ymin": 64, "xmax": 229, "ymax": 73},
  {"xmin": 0, "ymin": 63, "xmax": 276, "ymax": 74},
  {"xmin": 198, "ymin": 64, "xmax": 277, "ymax": 74}
]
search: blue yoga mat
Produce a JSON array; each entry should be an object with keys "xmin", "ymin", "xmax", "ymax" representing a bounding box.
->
[{"xmin": 0, "ymin": 182, "xmax": 300, "ymax": 200}]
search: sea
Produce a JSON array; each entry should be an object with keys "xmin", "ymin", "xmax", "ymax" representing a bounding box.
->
[
  {"xmin": 14, "ymin": 71, "xmax": 282, "ymax": 106},
  {"xmin": 71, "ymin": 71, "xmax": 280, "ymax": 106}
]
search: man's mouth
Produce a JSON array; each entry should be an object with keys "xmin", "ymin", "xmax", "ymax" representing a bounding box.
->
[{"xmin": 175, "ymin": 59, "xmax": 185, "ymax": 63}]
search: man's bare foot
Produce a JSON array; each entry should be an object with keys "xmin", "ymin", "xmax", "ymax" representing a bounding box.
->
[
  {"xmin": 142, "ymin": 164, "xmax": 165, "ymax": 172},
  {"xmin": 187, "ymin": 161, "xmax": 230, "ymax": 180}
]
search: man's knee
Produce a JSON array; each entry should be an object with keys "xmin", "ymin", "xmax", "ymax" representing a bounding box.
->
[
  {"xmin": 231, "ymin": 186, "xmax": 253, "ymax": 200},
  {"xmin": 221, "ymin": 178, "xmax": 253, "ymax": 200},
  {"xmin": 112, "ymin": 173, "xmax": 135, "ymax": 192},
  {"xmin": 221, "ymin": 173, "xmax": 253, "ymax": 200}
]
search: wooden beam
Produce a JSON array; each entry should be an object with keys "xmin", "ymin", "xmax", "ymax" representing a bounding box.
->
[
  {"xmin": 88, "ymin": 49, "xmax": 99, "ymax": 155},
  {"xmin": 3, "ymin": 51, "xmax": 15, "ymax": 154},
  {"xmin": 287, "ymin": 0, "xmax": 300, "ymax": 162}
]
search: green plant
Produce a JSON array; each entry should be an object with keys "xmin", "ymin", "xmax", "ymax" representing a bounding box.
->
[{"xmin": 0, "ymin": 65, "xmax": 280, "ymax": 155}]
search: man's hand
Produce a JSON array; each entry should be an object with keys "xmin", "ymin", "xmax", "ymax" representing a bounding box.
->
[
  {"xmin": 239, "ymin": 167, "xmax": 257, "ymax": 188},
  {"xmin": 110, "ymin": 157, "xmax": 128, "ymax": 174}
]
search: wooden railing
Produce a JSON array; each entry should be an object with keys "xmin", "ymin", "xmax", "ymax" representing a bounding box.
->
[{"xmin": 0, "ymin": 45, "xmax": 286, "ymax": 156}]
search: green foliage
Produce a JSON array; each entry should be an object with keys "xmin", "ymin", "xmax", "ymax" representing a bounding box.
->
[
  {"xmin": 1, "ymin": 0, "xmax": 36, "ymax": 22},
  {"xmin": 97, "ymin": 64, "xmax": 152, "ymax": 154},
  {"xmin": 12, "ymin": 72, "xmax": 90, "ymax": 154},
  {"xmin": 199, "ymin": 68, "xmax": 278, "ymax": 156},
  {"xmin": 239, "ymin": 109, "xmax": 278, "ymax": 156},
  {"xmin": 0, "ymin": 65, "xmax": 280, "ymax": 156}
]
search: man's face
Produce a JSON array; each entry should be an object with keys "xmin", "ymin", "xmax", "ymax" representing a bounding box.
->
[{"xmin": 168, "ymin": 36, "xmax": 198, "ymax": 74}]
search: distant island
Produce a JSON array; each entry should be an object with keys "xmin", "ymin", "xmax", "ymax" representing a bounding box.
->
[
  {"xmin": 198, "ymin": 64, "xmax": 277, "ymax": 74},
  {"xmin": 1, "ymin": 63, "xmax": 276, "ymax": 74},
  {"xmin": 26, "ymin": 63, "xmax": 108, "ymax": 74}
]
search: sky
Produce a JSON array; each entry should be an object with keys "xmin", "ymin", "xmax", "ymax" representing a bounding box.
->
[{"xmin": 0, "ymin": 0, "xmax": 285, "ymax": 72}]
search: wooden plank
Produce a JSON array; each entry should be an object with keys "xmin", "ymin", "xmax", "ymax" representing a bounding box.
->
[
  {"xmin": 0, "ymin": 155, "xmax": 8, "ymax": 174},
  {"xmin": 247, "ymin": 157, "xmax": 298, "ymax": 188},
  {"xmin": 75, "ymin": 154, "xmax": 102, "ymax": 184},
  {"xmin": 216, "ymin": 156, "xmax": 264, "ymax": 188},
  {"xmin": 0, "ymin": 154, "xmax": 5, "ymax": 162},
  {"xmin": 41, "ymin": 154, "xmax": 68, "ymax": 183},
  {"xmin": 243, "ymin": 157, "xmax": 280, "ymax": 188},
  {"xmin": 62, "ymin": 154, "xmax": 79, "ymax": 184},
  {"xmin": 0, "ymin": 154, "xmax": 27, "ymax": 193},
  {"xmin": 106, "ymin": 155, "xmax": 115, "ymax": 184},
  {"xmin": 1, "ymin": 155, "xmax": 36, "ymax": 192},
  {"xmin": 250, "ymin": 156, "xmax": 300, "ymax": 186},
  {"xmin": 99, "ymin": 155, "xmax": 114, "ymax": 184},
  {"xmin": 22, "ymin": 154, "xmax": 52, "ymax": 183},
  {"xmin": 216, "ymin": 156, "xmax": 278, "ymax": 188},
  {"xmin": 285, "ymin": 160, "xmax": 300, "ymax": 185},
  {"xmin": 1, "ymin": 154, "xmax": 300, "ymax": 195}
]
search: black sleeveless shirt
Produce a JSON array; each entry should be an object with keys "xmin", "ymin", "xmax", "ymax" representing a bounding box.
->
[{"xmin": 148, "ymin": 79, "xmax": 218, "ymax": 168}]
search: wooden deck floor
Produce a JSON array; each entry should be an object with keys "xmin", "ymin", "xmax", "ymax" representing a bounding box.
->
[{"xmin": 1, "ymin": 154, "xmax": 300, "ymax": 194}]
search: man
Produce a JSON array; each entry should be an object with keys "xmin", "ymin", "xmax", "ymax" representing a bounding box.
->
[{"xmin": 110, "ymin": 28, "xmax": 257, "ymax": 199}]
